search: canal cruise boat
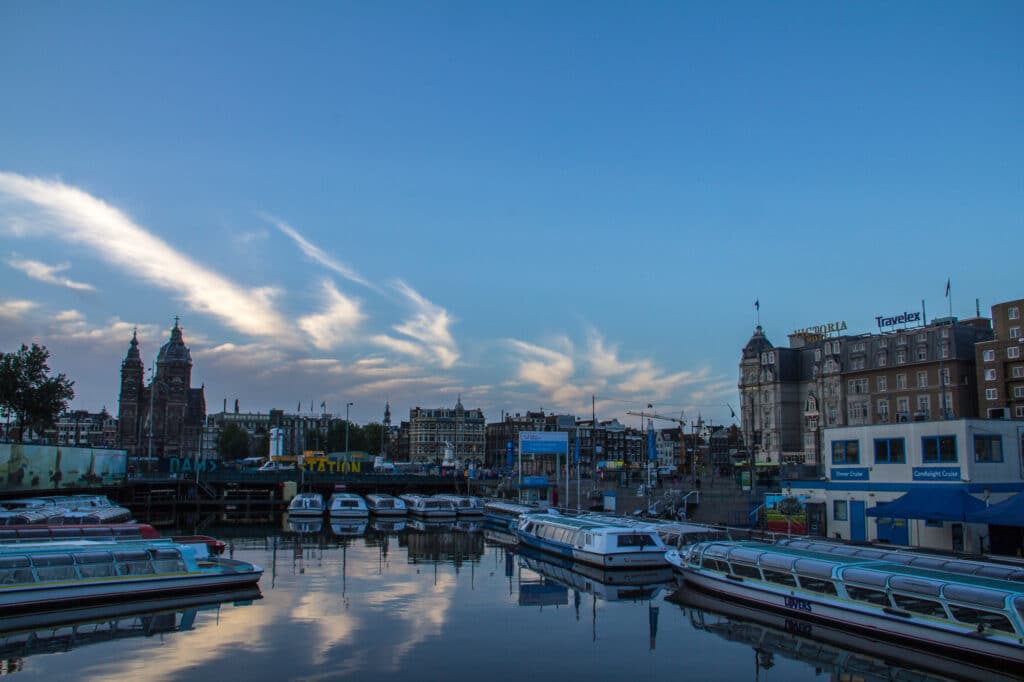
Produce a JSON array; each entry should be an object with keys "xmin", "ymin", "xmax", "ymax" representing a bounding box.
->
[
  {"xmin": 399, "ymin": 494, "xmax": 456, "ymax": 519},
  {"xmin": 432, "ymin": 495, "xmax": 485, "ymax": 516},
  {"xmin": 365, "ymin": 494, "xmax": 407, "ymax": 516},
  {"xmin": 516, "ymin": 513, "xmax": 669, "ymax": 569},
  {"xmin": 327, "ymin": 493, "xmax": 369, "ymax": 518},
  {"xmin": 288, "ymin": 493, "xmax": 325, "ymax": 517}
]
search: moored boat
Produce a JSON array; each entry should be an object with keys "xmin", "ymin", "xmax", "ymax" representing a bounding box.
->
[
  {"xmin": 517, "ymin": 513, "xmax": 668, "ymax": 569},
  {"xmin": 327, "ymin": 493, "xmax": 369, "ymax": 518},
  {"xmin": 483, "ymin": 500, "xmax": 541, "ymax": 532},
  {"xmin": 0, "ymin": 539, "xmax": 262, "ymax": 612},
  {"xmin": 400, "ymin": 494, "xmax": 456, "ymax": 518},
  {"xmin": 0, "ymin": 523, "xmax": 225, "ymax": 555},
  {"xmin": 433, "ymin": 495, "xmax": 484, "ymax": 516},
  {"xmin": 365, "ymin": 494, "xmax": 407, "ymax": 516},
  {"xmin": 288, "ymin": 493, "xmax": 325, "ymax": 516},
  {"xmin": 667, "ymin": 539, "xmax": 1024, "ymax": 670},
  {"xmin": 57, "ymin": 505, "xmax": 133, "ymax": 525}
]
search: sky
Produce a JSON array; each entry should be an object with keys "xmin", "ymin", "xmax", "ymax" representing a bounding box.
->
[{"xmin": 1, "ymin": 2, "xmax": 1021, "ymax": 429}]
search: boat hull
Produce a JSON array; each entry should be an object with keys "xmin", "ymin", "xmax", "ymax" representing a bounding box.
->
[
  {"xmin": 517, "ymin": 532, "xmax": 667, "ymax": 569},
  {"xmin": 676, "ymin": 566, "xmax": 1023, "ymax": 671}
]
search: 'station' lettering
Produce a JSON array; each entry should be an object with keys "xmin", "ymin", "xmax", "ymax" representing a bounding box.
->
[
  {"xmin": 876, "ymin": 311, "xmax": 921, "ymax": 328},
  {"xmin": 784, "ymin": 596, "xmax": 813, "ymax": 612}
]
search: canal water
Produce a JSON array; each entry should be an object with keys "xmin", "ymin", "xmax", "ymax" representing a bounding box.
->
[{"xmin": 0, "ymin": 518, "xmax": 994, "ymax": 681}]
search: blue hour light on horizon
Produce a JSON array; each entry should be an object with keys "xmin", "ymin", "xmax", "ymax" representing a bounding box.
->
[{"xmin": 0, "ymin": 2, "xmax": 1020, "ymax": 425}]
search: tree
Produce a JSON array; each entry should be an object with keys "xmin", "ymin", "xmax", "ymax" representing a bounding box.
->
[
  {"xmin": 217, "ymin": 423, "xmax": 250, "ymax": 460},
  {"xmin": 0, "ymin": 344, "xmax": 75, "ymax": 441}
]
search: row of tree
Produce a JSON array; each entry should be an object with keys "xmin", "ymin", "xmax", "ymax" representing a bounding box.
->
[
  {"xmin": 0, "ymin": 344, "xmax": 75, "ymax": 441},
  {"xmin": 215, "ymin": 420, "xmax": 386, "ymax": 460}
]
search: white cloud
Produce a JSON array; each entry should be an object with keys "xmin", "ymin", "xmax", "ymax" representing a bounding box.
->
[
  {"xmin": 372, "ymin": 281, "xmax": 459, "ymax": 368},
  {"xmin": 0, "ymin": 299, "xmax": 37, "ymax": 319},
  {"xmin": 267, "ymin": 214, "xmax": 372, "ymax": 288},
  {"xmin": 507, "ymin": 338, "xmax": 585, "ymax": 405},
  {"xmin": 297, "ymin": 279, "xmax": 365, "ymax": 350},
  {"xmin": 6, "ymin": 256, "xmax": 95, "ymax": 291},
  {"xmin": 0, "ymin": 172, "xmax": 295, "ymax": 341}
]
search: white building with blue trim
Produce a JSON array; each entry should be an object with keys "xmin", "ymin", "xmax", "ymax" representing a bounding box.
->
[{"xmin": 787, "ymin": 418, "xmax": 1024, "ymax": 555}]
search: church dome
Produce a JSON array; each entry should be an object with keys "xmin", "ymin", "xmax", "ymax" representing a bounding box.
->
[
  {"xmin": 742, "ymin": 325, "xmax": 773, "ymax": 360},
  {"xmin": 157, "ymin": 319, "xmax": 192, "ymax": 365}
]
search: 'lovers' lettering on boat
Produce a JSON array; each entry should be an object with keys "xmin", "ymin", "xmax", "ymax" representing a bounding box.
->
[{"xmin": 784, "ymin": 596, "xmax": 812, "ymax": 612}]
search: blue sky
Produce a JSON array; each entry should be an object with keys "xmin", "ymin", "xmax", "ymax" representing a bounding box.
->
[{"xmin": 1, "ymin": 2, "xmax": 1021, "ymax": 428}]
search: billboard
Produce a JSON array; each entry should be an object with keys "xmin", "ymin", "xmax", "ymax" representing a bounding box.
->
[
  {"xmin": 518, "ymin": 431, "xmax": 569, "ymax": 456},
  {"xmin": 0, "ymin": 444, "xmax": 127, "ymax": 492}
]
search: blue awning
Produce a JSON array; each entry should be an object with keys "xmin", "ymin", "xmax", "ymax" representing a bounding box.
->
[
  {"xmin": 967, "ymin": 493, "xmax": 1024, "ymax": 527},
  {"xmin": 866, "ymin": 488, "xmax": 986, "ymax": 522}
]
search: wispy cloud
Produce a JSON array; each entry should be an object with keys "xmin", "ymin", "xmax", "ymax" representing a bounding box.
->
[
  {"xmin": 267, "ymin": 214, "xmax": 372, "ymax": 288},
  {"xmin": 6, "ymin": 255, "xmax": 95, "ymax": 291},
  {"xmin": 0, "ymin": 172, "xmax": 295, "ymax": 341},
  {"xmin": 49, "ymin": 309, "xmax": 158, "ymax": 346},
  {"xmin": 372, "ymin": 281, "xmax": 459, "ymax": 368},
  {"xmin": 0, "ymin": 299, "xmax": 37, "ymax": 319},
  {"xmin": 297, "ymin": 279, "xmax": 365, "ymax": 350},
  {"xmin": 508, "ymin": 338, "xmax": 583, "ymax": 405}
]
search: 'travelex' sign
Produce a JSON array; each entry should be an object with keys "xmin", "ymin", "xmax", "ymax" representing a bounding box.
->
[
  {"xmin": 792, "ymin": 320, "xmax": 847, "ymax": 342},
  {"xmin": 875, "ymin": 310, "xmax": 922, "ymax": 329}
]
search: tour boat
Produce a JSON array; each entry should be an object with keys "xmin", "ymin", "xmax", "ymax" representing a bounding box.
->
[
  {"xmin": 517, "ymin": 545, "xmax": 674, "ymax": 602},
  {"xmin": 0, "ymin": 507, "xmax": 69, "ymax": 526},
  {"xmin": 57, "ymin": 505, "xmax": 133, "ymax": 525},
  {"xmin": 0, "ymin": 539, "xmax": 262, "ymax": 611},
  {"xmin": 667, "ymin": 539, "xmax": 1024, "ymax": 670},
  {"xmin": 326, "ymin": 493, "xmax": 369, "ymax": 518},
  {"xmin": 365, "ymin": 494, "xmax": 407, "ymax": 516},
  {"xmin": 399, "ymin": 494, "xmax": 456, "ymax": 518},
  {"xmin": 287, "ymin": 493, "xmax": 325, "ymax": 517},
  {"xmin": 483, "ymin": 500, "xmax": 541, "ymax": 532},
  {"xmin": 0, "ymin": 524, "xmax": 225, "ymax": 555},
  {"xmin": 432, "ymin": 495, "xmax": 485, "ymax": 516},
  {"xmin": 516, "ymin": 513, "xmax": 669, "ymax": 569}
]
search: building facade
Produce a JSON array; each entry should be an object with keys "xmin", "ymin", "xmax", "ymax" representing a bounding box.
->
[
  {"xmin": 117, "ymin": 321, "xmax": 206, "ymax": 461},
  {"xmin": 740, "ymin": 314, "xmax": 993, "ymax": 474},
  {"xmin": 48, "ymin": 410, "xmax": 118, "ymax": 449},
  {"xmin": 975, "ymin": 298, "xmax": 1024, "ymax": 419},
  {"xmin": 403, "ymin": 398, "xmax": 485, "ymax": 464}
]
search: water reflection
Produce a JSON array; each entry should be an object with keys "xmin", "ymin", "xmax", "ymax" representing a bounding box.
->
[
  {"xmin": 667, "ymin": 585, "xmax": 1019, "ymax": 682},
  {"xmin": 0, "ymin": 588, "xmax": 260, "ymax": 670}
]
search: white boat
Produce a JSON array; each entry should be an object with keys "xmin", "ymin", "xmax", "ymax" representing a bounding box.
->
[
  {"xmin": 580, "ymin": 514, "xmax": 729, "ymax": 550},
  {"xmin": 0, "ymin": 539, "xmax": 262, "ymax": 612},
  {"xmin": 287, "ymin": 493, "xmax": 325, "ymax": 516},
  {"xmin": 365, "ymin": 494, "xmax": 407, "ymax": 516},
  {"xmin": 326, "ymin": 493, "xmax": 368, "ymax": 518},
  {"xmin": 517, "ymin": 545, "xmax": 674, "ymax": 602},
  {"xmin": 433, "ymin": 495, "xmax": 484, "ymax": 516},
  {"xmin": 400, "ymin": 494, "xmax": 456, "ymax": 518},
  {"xmin": 57, "ymin": 505, "xmax": 133, "ymax": 525},
  {"xmin": 483, "ymin": 500, "xmax": 542, "ymax": 532},
  {"xmin": 0, "ymin": 507, "xmax": 70, "ymax": 526},
  {"xmin": 516, "ymin": 513, "xmax": 668, "ymax": 569},
  {"xmin": 667, "ymin": 539, "xmax": 1024, "ymax": 670}
]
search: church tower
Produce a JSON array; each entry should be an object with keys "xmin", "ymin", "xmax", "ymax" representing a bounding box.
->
[{"xmin": 117, "ymin": 329, "xmax": 145, "ymax": 455}]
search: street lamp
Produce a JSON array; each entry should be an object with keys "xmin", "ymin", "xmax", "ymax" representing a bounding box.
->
[{"xmin": 344, "ymin": 402, "xmax": 354, "ymax": 454}]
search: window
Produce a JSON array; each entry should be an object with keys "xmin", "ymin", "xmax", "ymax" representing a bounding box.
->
[
  {"xmin": 984, "ymin": 369, "xmax": 997, "ymax": 381},
  {"xmin": 850, "ymin": 357, "xmax": 865, "ymax": 370},
  {"xmin": 985, "ymin": 388, "xmax": 998, "ymax": 401},
  {"xmin": 814, "ymin": 349, "xmax": 821, "ymax": 361},
  {"xmin": 877, "ymin": 352, "xmax": 887, "ymax": 367},
  {"xmin": 896, "ymin": 373, "xmax": 907, "ymax": 390},
  {"xmin": 922, "ymin": 435, "xmax": 957, "ymax": 463},
  {"xmin": 917, "ymin": 371, "xmax": 928, "ymax": 388},
  {"xmin": 877, "ymin": 399, "xmax": 889, "ymax": 420},
  {"xmin": 832, "ymin": 440, "xmax": 859, "ymax": 465},
  {"xmin": 1014, "ymin": 386, "xmax": 1024, "ymax": 399},
  {"xmin": 940, "ymin": 368, "xmax": 950, "ymax": 386},
  {"xmin": 917, "ymin": 395, "xmax": 930, "ymax": 413},
  {"xmin": 846, "ymin": 585, "xmax": 890, "ymax": 606},
  {"xmin": 848, "ymin": 379, "xmax": 868, "ymax": 394},
  {"xmin": 983, "ymin": 350, "xmax": 995, "ymax": 362},
  {"xmin": 1014, "ymin": 366, "xmax": 1024, "ymax": 379},
  {"xmin": 833, "ymin": 499, "xmax": 847, "ymax": 521},
  {"xmin": 874, "ymin": 438, "xmax": 906, "ymax": 464},
  {"xmin": 897, "ymin": 397, "xmax": 910, "ymax": 413},
  {"xmin": 916, "ymin": 333, "xmax": 927, "ymax": 343},
  {"xmin": 940, "ymin": 344, "xmax": 949, "ymax": 359},
  {"xmin": 1009, "ymin": 346, "xmax": 1020, "ymax": 359},
  {"xmin": 973, "ymin": 435, "xmax": 1003, "ymax": 463},
  {"xmin": 896, "ymin": 349, "xmax": 907, "ymax": 364},
  {"xmin": 1017, "ymin": 406, "xmax": 1024, "ymax": 418},
  {"xmin": 1011, "ymin": 327, "xmax": 1021, "ymax": 340},
  {"xmin": 1010, "ymin": 307, "xmax": 1021, "ymax": 320},
  {"xmin": 798, "ymin": 576, "xmax": 837, "ymax": 595},
  {"xmin": 916, "ymin": 346, "xmax": 928, "ymax": 361},
  {"xmin": 876, "ymin": 376, "xmax": 887, "ymax": 392}
]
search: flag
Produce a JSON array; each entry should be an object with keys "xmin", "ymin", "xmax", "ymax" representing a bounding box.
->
[
  {"xmin": 728, "ymin": 404, "xmax": 736, "ymax": 419},
  {"xmin": 945, "ymin": 279, "xmax": 950, "ymax": 298},
  {"xmin": 754, "ymin": 298, "xmax": 759, "ymax": 311},
  {"xmin": 320, "ymin": 401, "xmax": 326, "ymax": 411},
  {"xmin": 297, "ymin": 401, "xmax": 301, "ymax": 412}
]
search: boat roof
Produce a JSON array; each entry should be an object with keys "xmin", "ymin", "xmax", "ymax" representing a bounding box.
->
[{"xmin": 527, "ymin": 513, "xmax": 663, "ymax": 532}]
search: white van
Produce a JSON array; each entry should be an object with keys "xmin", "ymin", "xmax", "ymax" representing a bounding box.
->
[{"xmin": 258, "ymin": 460, "xmax": 295, "ymax": 473}]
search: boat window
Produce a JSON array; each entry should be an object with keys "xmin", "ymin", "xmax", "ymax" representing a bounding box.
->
[
  {"xmin": 114, "ymin": 550, "xmax": 155, "ymax": 576},
  {"xmin": 701, "ymin": 558, "xmax": 726, "ymax": 572},
  {"xmin": 31, "ymin": 553, "xmax": 73, "ymax": 567},
  {"xmin": 616, "ymin": 534, "xmax": 656, "ymax": 548},
  {"xmin": 942, "ymin": 584, "xmax": 1008, "ymax": 610},
  {"xmin": 0, "ymin": 563, "xmax": 35, "ymax": 585},
  {"xmin": 840, "ymin": 568, "xmax": 888, "ymax": 588},
  {"xmin": 18, "ymin": 529, "xmax": 50, "ymax": 540},
  {"xmin": 759, "ymin": 553, "xmax": 797, "ymax": 571},
  {"xmin": 728, "ymin": 548, "xmax": 764, "ymax": 564},
  {"xmin": 889, "ymin": 576, "xmax": 943, "ymax": 597},
  {"xmin": 585, "ymin": 534, "xmax": 593, "ymax": 545},
  {"xmin": 33, "ymin": 554, "xmax": 76, "ymax": 581},
  {"xmin": 762, "ymin": 570, "xmax": 797, "ymax": 587},
  {"xmin": 0, "ymin": 530, "xmax": 17, "ymax": 543},
  {"xmin": 730, "ymin": 562, "xmax": 761, "ymax": 579},
  {"xmin": 0, "ymin": 556, "xmax": 30, "ymax": 569},
  {"xmin": 151, "ymin": 548, "xmax": 186, "ymax": 573},
  {"xmin": 796, "ymin": 576, "xmax": 837, "ymax": 595},
  {"xmin": 845, "ymin": 585, "xmax": 890, "ymax": 606},
  {"xmin": 947, "ymin": 605, "xmax": 1016, "ymax": 633},
  {"xmin": 524, "ymin": 523, "xmax": 534, "ymax": 533},
  {"xmin": 73, "ymin": 552, "xmax": 115, "ymax": 564},
  {"xmin": 891, "ymin": 594, "xmax": 947, "ymax": 618}
]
